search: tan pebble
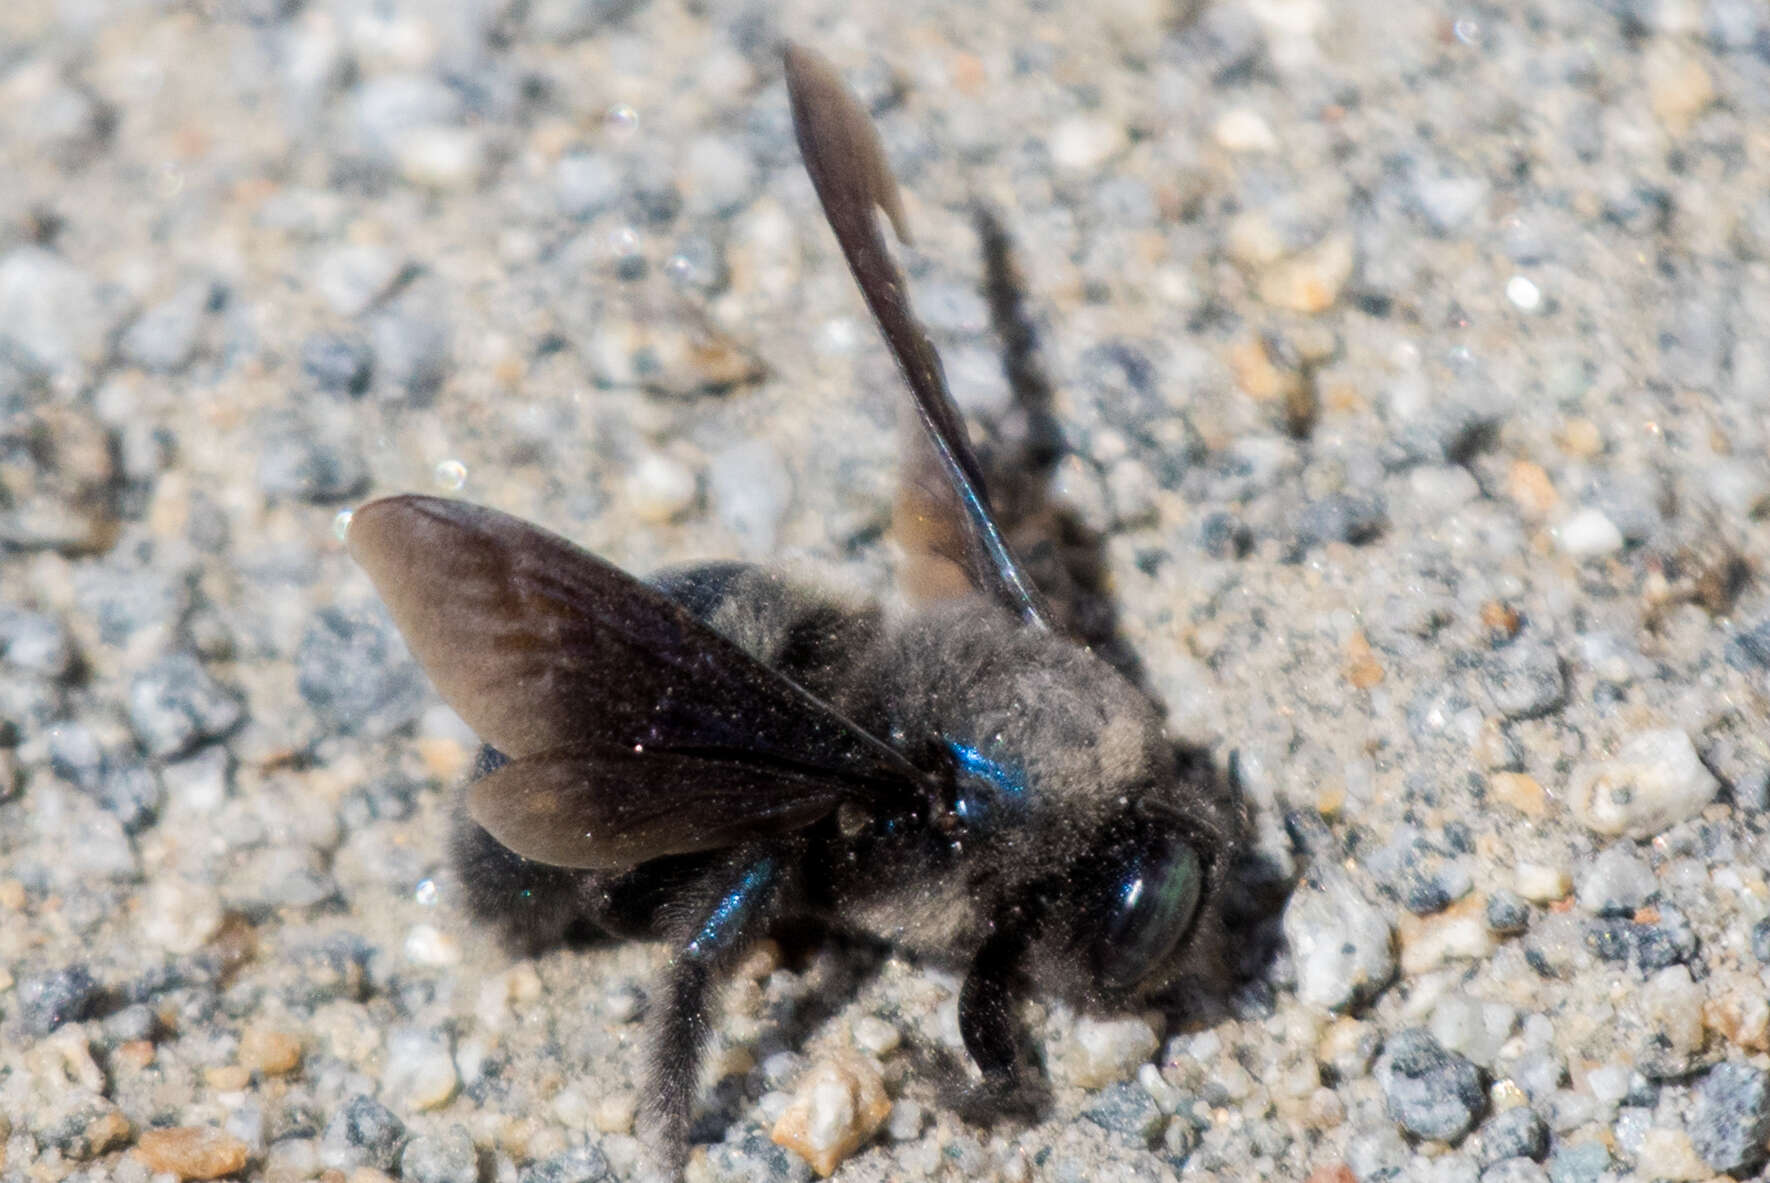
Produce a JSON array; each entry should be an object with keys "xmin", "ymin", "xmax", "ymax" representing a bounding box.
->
[
  {"xmin": 1228, "ymin": 336, "xmax": 1302, "ymax": 402},
  {"xmin": 1504, "ymin": 459, "xmax": 1559, "ymax": 520},
  {"xmin": 0, "ymin": 879, "xmax": 26, "ymax": 909},
  {"xmin": 416, "ymin": 736, "xmax": 471, "ymax": 783},
  {"xmin": 1646, "ymin": 45, "xmax": 1715, "ymax": 134},
  {"xmin": 136, "ymin": 1127, "xmax": 250, "ymax": 1179},
  {"xmin": 78, "ymin": 1107, "xmax": 132, "ymax": 1159},
  {"xmin": 771, "ymin": 1054, "xmax": 891, "ymax": 1177},
  {"xmin": 1480, "ymin": 600, "xmax": 1521, "ymax": 639},
  {"xmin": 1514, "ymin": 861, "xmax": 1571, "ymax": 903},
  {"xmin": 117, "ymin": 1040, "xmax": 156, "ymax": 1070},
  {"xmin": 1635, "ymin": 1128, "xmax": 1709, "ymax": 1181},
  {"xmin": 1305, "ymin": 1166, "xmax": 1356, "ymax": 1183},
  {"xmin": 1397, "ymin": 896, "xmax": 1494, "ymax": 974},
  {"xmin": 1489, "ymin": 772, "xmax": 1546, "ymax": 817},
  {"xmin": 1259, "ymin": 235, "xmax": 1354, "ymax": 313},
  {"xmin": 348, "ymin": 1169, "xmax": 396, "ymax": 1183},
  {"xmin": 205, "ymin": 1064, "xmax": 251, "ymax": 1092},
  {"xmin": 1702, "ymin": 976, "xmax": 1770, "ymax": 1052},
  {"xmin": 1556, "ymin": 417, "xmax": 1603, "ymax": 458},
  {"xmin": 736, "ymin": 938, "xmax": 783, "ymax": 980},
  {"xmin": 1344, "ymin": 630, "xmax": 1385, "ymax": 690},
  {"xmin": 593, "ymin": 1093, "xmax": 637, "ymax": 1135},
  {"xmin": 239, "ymin": 1027, "xmax": 303, "ymax": 1076}
]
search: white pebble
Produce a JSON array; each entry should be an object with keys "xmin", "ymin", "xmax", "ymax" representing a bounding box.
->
[
  {"xmin": 1514, "ymin": 861, "xmax": 1571, "ymax": 903},
  {"xmin": 1555, "ymin": 507, "xmax": 1624, "ymax": 557},
  {"xmin": 1285, "ymin": 871, "xmax": 1396, "ymax": 1011},
  {"xmin": 1050, "ymin": 114, "xmax": 1127, "ymax": 171},
  {"xmin": 1213, "ymin": 108, "xmax": 1279, "ymax": 153},
  {"xmin": 1505, "ymin": 275, "xmax": 1542, "ymax": 311},
  {"xmin": 1066, "ymin": 1015, "xmax": 1161, "ymax": 1087},
  {"xmin": 403, "ymin": 923, "xmax": 461, "ymax": 967},
  {"xmin": 383, "ymin": 1026, "xmax": 459, "ymax": 1111},
  {"xmin": 1568, "ymin": 729, "xmax": 1719, "ymax": 839},
  {"xmin": 625, "ymin": 452, "xmax": 698, "ymax": 524},
  {"xmin": 770, "ymin": 1054, "xmax": 891, "ymax": 1176},
  {"xmin": 850, "ymin": 1015, "xmax": 901, "ymax": 1057}
]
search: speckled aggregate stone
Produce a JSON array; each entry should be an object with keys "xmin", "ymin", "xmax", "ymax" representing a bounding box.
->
[{"xmin": 6, "ymin": 1, "xmax": 1770, "ymax": 1181}]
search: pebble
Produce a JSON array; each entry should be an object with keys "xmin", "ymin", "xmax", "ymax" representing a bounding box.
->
[
  {"xmin": 0, "ymin": 246, "xmax": 121, "ymax": 382},
  {"xmin": 1375, "ymin": 1029, "xmax": 1487, "ymax": 1142},
  {"xmin": 1482, "ymin": 644, "xmax": 1565, "ymax": 720},
  {"xmin": 682, "ymin": 135, "xmax": 758, "ymax": 216},
  {"xmin": 1553, "ymin": 508, "xmax": 1624, "ymax": 558},
  {"xmin": 1544, "ymin": 1140, "xmax": 1610, "ymax": 1183},
  {"xmin": 1480, "ymin": 1159, "xmax": 1548, "ymax": 1183},
  {"xmin": 1399, "ymin": 896, "xmax": 1496, "ymax": 974},
  {"xmin": 1688, "ymin": 1061, "xmax": 1770, "ymax": 1174},
  {"xmin": 399, "ymin": 1125, "xmax": 479, "ymax": 1183},
  {"xmin": 1633, "ymin": 1128, "xmax": 1709, "ymax": 1182},
  {"xmin": 237, "ymin": 1026, "xmax": 303, "ymax": 1077},
  {"xmin": 1574, "ymin": 845, "xmax": 1655, "ymax": 915},
  {"xmin": 850, "ymin": 1015, "xmax": 901, "ymax": 1057},
  {"xmin": 1049, "ymin": 114, "xmax": 1127, "ymax": 171},
  {"xmin": 708, "ymin": 1125, "xmax": 812, "ymax": 1183},
  {"xmin": 519, "ymin": 1142, "xmax": 610, "ymax": 1182},
  {"xmin": 395, "ymin": 125, "xmax": 484, "ymax": 190},
  {"xmin": 320, "ymin": 1094, "xmax": 408, "ymax": 1173},
  {"xmin": 20, "ymin": 965, "xmax": 101, "ymax": 1036},
  {"xmin": 1082, "ymin": 1081, "xmax": 1165, "ymax": 1145},
  {"xmin": 1065, "ymin": 1015, "xmax": 1161, "ymax": 1088},
  {"xmin": 134, "ymin": 1126, "xmax": 251, "ymax": 1180},
  {"xmin": 1285, "ymin": 870, "xmax": 1396, "ymax": 1010},
  {"xmin": 301, "ymin": 332, "xmax": 375, "ymax": 396},
  {"xmin": 1753, "ymin": 917, "xmax": 1770, "ymax": 965},
  {"xmin": 0, "ymin": 607, "xmax": 75, "ymax": 677},
  {"xmin": 1259, "ymin": 235, "xmax": 1354, "ymax": 314},
  {"xmin": 555, "ymin": 152, "xmax": 621, "ymax": 220},
  {"xmin": 1513, "ymin": 862, "xmax": 1571, "ymax": 904},
  {"xmin": 371, "ymin": 289, "xmax": 453, "ymax": 402},
  {"xmin": 1483, "ymin": 890, "xmax": 1531, "ymax": 935},
  {"xmin": 769, "ymin": 1054, "xmax": 891, "ymax": 1177},
  {"xmin": 382, "ymin": 1026, "xmax": 459, "ymax": 1111},
  {"xmin": 140, "ymin": 877, "xmax": 224, "ymax": 955},
  {"xmin": 625, "ymin": 450, "xmax": 699, "ymax": 523},
  {"xmin": 708, "ymin": 439, "xmax": 792, "ymax": 555},
  {"xmin": 1636, "ymin": 964, "xmax": 1706, "ymax": 1078},
  {"xmin": 257, "ymin": 420, "xmax": 371, "ymax": 504},
  {"xmin": 1567, "ymin": 729, "xmax": 1719, "ymax": 839},
  {"xmin": 1428, "ymin": 996, "xmax": 1516, "ymax": 1069},
  {"xmin": 120, "ymin": 281, "xmax": 214, "ymax": 374},
  {"xmin": 126, "ymin": 653, "xmax": 244, "ymax": 759},
  {"xmin": 1476, "ymin": 1106, "xmax": 1547, "ymax": 1164},
  {"xmin": 296, "ymin": 604, "xmax": 430, "ymax": 738},
  {"xmin": 314, "ymin": 245, "xmax": 403, "ymax": 319}
]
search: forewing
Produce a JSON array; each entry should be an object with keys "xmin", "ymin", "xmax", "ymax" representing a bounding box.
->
[
  {"xmin": 467, "ymin": 745, "xmax": 847, "ymax": 869},
  {"xmin": 348, "ymin": 495, "xmax": 921, "ymax": 794},
  {"xmin": 783, "ymin": 43, "xmax": 1054, "ymax": 630}
]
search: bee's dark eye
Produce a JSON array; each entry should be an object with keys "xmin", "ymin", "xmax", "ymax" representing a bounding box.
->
[{"xmin": 1093, "ymin": 834, "xmax": 1204, "ymax": 990}]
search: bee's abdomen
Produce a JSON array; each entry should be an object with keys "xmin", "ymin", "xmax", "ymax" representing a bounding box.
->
[{"xmin": 651, "ymin": 561, "xmax": 881, "ymax": 701}]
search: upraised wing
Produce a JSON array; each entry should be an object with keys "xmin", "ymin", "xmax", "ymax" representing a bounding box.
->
[
  {"xmin": 784, "ymin": 43, "xmax": 1055, "ymax": 631},
  {"xmin": 349, "ymin": 495, "xmax": 927, "ymax": 864}
]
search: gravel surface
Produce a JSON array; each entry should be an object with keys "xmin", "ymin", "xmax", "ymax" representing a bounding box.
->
[{"xmin": 4, "ymin": 2, "xmax": 1770, "ymax": 1181}]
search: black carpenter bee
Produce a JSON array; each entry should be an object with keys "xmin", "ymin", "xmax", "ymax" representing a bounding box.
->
[{"xmin": 348, "ymin": 44, "xmax": 1239, "ymax": 1173}]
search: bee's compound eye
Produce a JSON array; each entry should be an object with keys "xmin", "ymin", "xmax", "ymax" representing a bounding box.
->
[{"xmin": 1093, "ymin": 835, "xmax": 1203, "ymax": 991}]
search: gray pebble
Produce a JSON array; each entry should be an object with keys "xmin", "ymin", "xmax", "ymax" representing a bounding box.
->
[
  {"xmin": 555, "ymin": 151, "xmax": 622, "ymax": 220},
  {"xmin": 400, "ymin": 1126, "xmax": 480, "ymax": 1183},
  {"xmin": 20, "ymin": 965, "xmax": 101, "ymax": 1036},
  {"xmin": 1480, "ymin": 1159, "xmax": 1549, "ymax": 1183},
  {"xmin": 1344, "ymin": 1124, "xmax": 1411, "ymax": 1181},
  {"xmin": 1477, "ymin": 1107, "xmax": 1547, "ymax": 1164},
  {"xmin": 93, "ymin": 761, "xmax": 163, "ymax": 833},
  {"xmin": 1484, "ymin": 889, "xmax": 1531, "ymax": 935},
  {"xmin": 301, "ymin": 333, "xmax": 374, "ymax": 397},
  {"xmin": 1482, "ymin": 644, "xmax": 1566, "ymax": 721},
  {"xmin": 371, "ymin": 291, "xmax": 453, "ymax": 403},
  {"xmin": 257, "ymin": 421, "xmax": 369, "ymax": 504},
  {"xmin": 0, "ymin": 607, "xmax": 74, "ymax": 677},
  {"xmin": 1751, "ymin": 916, "xmax": 1770, "ymax": 964},
  {"xmin": 100, "ymin": 1002, "xmax": 157, "ymax": 1045},
  {"xmin": 0, "ymin": 246, "xmax": 122, "ymax": 382},
  {"xmin": 1707, "ymin": 0, "xmax": 1767, "ymax": 47},
  {"xmin": 682, "ymin": 135, "xmax": 757, "ymax": 216},
  {"xmin": 120, "ymin": 281, "xmax": 215, "ymax": 373},
  {"xmin": 1294, "ymin": 492, "xmax": 1387, "ymax": 550},
  {"xmin": 73, "ymin": 559, "xmax": 190, "ymax": 650},
  {"xmin": 520, "ymin": 1141, "xmax": 609, "ymax": 1183},
  {"xmin": 1544, "ymin": 1141, "xmax": 1609, "ymax": 1183},
  {"xmin": 524, "ymin": 0, "xmax": 651, "ymax": 44},
  {"xmin": 126, "ymin": 653, "xmax": 243, "ymax": 759},
  {"xmin": 320, "ymin": 1094, "xmax": 407, "ymax": 1172},
  {"xmin": 1082, "ymin": 1081, "xmax": 1165, "ymax": 1145},
  {"xmin": 1574, "ymin": 846, "xmax": 1655, "ymax": 916},
  {"xmin": 1689, "ymin": 1061, "xmax": 1770, "ymax": 1174},
  {"xmin": 1284, "ymin": 868, "xmax": 1396, "ymax": 1010},
  {"xmin": 709, "ymin": 439, "xmax": 792, "ymax": 555},
  {"xmin": 46, "ymin": 718, "xmax": 106, "ymax": 788},
  {"xmin": 703, "ymin": 1124, "xmax": 812, "ymax": 1183},
  {"xmin": 1376, "ymin": 1028, "xmax": 1487, "ymax": 1142},
  {"xmin": 296, "ymin": 604, "xmax": 429, "ymax": 738}
]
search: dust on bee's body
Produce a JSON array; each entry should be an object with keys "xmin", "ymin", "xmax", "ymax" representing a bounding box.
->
[{"xmin": 455, "ymin": 560, "xmax": 1211, "ymax": 1005}]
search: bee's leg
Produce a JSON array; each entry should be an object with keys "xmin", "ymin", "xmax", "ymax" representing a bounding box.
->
[
  {"xmin": 644, "ymin": 849, "xmax": 786, "ymax": 1174},
  {"xmin": 955, "ymin": 921, "xmax": 1041, "ymax": 1120}
]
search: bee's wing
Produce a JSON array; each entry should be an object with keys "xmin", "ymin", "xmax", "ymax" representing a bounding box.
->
[
  {"xmin": 348, "ymin": 495, "xmax": 925, "ymax": 795},
  {"xmin": 465, "ymin": 744, "xmax": 852, "ymax": 868},
  {"xmin": 784, "ymin": 43, "xmax": 1054, "ymax": 631}
]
